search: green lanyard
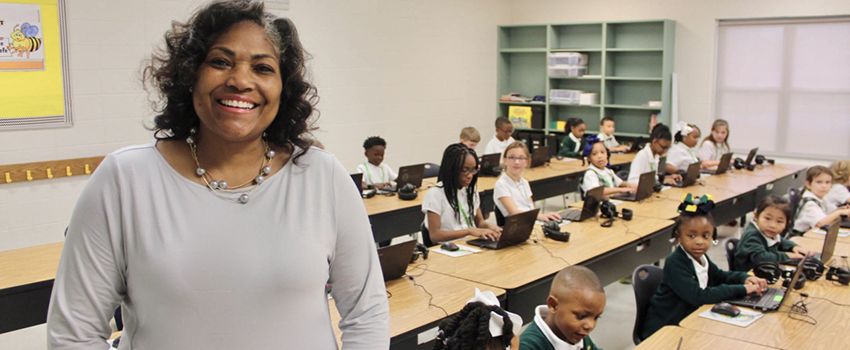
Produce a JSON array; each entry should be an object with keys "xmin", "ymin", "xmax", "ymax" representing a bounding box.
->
[
  {"xmin": 591, "ymin": 167, "xmax": 613, "ymax": 187},
  {"xmin": 457, "ymin": 198, "xmax": 473, "ymax": 228},
  {"xmin": 716, "ymin": 143, "xmax": 727, "ymax": 160},
  {"xmin": 688, "ymin": 148, "xmax": 699, "ymax": 163},
  {"xmin": 363, "ymin": 162, "xmax": 386, "ymax": 184}
]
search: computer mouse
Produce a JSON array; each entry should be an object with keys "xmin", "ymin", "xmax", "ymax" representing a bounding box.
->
[
  {"xmin": 441, "ymin": 242, "xmax": 459, "ymax": 251},
  {"xmin": 711, "ymin": 302, "xmax": 740, "ymax": 317}
]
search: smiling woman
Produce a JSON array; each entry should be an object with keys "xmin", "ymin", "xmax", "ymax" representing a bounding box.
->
[{"xmin": 46, "ymin": 1, "xmax": 390, "ymax": 349}]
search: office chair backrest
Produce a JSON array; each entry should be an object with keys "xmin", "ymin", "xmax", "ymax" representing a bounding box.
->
[
  {"xmin": 423, "ymin": 163, "xmax": 440, "ymax": 178},
  {"xmin": 632, "ymin": 264, "xmax": 663, "ymax": 345},
  {"xmin": 788, "ymin": 187, "xmax": 802, "ymax": 217},
  {"xmin": 724, "ymin": 237, "xmax": 740, "ymax": 271}
]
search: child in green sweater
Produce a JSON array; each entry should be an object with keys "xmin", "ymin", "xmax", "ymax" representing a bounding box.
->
[
  {"xmin": 641, "ymin": 194, "xmax": 768, "ymax": 340},
  {"xmin": 558, "ymin": 118, "xmax": 587, "ymax": 158},
  {"xmin": 520, "ymin": 266, "xmax": 605, "ymax": 350},
  {"xmin": 733, "ymin": 195, "xmax": 808, "ymax": 271}
]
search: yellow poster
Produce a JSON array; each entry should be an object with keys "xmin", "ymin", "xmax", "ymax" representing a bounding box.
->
[
  {"xmin": 0, "ymin": 0, "xmax": 68, "ymax": 127},
  {"xmin": 508, "ymin": 106, "xmax": 532, "ymax": 129}
]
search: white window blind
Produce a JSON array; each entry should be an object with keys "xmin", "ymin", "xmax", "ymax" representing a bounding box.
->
[{"xmin": 714, "ymin": 16, "xmax": 850, "ymax": 160}]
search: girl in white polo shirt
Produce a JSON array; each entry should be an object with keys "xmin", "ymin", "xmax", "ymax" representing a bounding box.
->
[
  {"xmin": 494, "ymin": 141, "xmax": 562, "ymax": 222},
  {"xmin": 422, "ymin": 143, "xmax": 502, "ymax": 245}
]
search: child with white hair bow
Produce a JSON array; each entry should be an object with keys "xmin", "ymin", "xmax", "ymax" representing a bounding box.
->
[
  {"xmin": 668, "ymin": 121, "xmax": 719, "ymax": 172},
  {"xmin": 433, "ymin": 288, "xmax": 523, "ymax": 350}
]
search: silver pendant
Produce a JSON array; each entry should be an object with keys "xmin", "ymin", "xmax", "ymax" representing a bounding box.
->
[{"xmin": 238, "ymin": 194, "xmax": 249, "ymax": 204}]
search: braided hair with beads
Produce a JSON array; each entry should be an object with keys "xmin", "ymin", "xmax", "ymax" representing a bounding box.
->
[
  {"xmin": 438, "ymin": 143, "xmax": 480, "ymax": 225},
  {"xmin": 433, "ymin": 302, "xmax": 515, "ymax": 350}
]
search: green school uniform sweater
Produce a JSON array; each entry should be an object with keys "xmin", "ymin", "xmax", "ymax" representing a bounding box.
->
[
  {"xmin": 733, "ymin": 222, "xmax": 797, "ymax": 272},
  {"xmin": 641, "ymin": 247, "xmax": 749, "ymax": 340},
  {"xmin": 558, "ymin": 135, "xmax": 586, "ymax": 158},
  {"xmin": 519, "ymin": 321, "xmax": 601, "ymax": 350}
]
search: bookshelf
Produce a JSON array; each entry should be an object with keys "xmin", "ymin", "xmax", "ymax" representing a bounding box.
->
[{"xmin": 497, "ymin": 20, "xmax": 675, "ymax": 141}]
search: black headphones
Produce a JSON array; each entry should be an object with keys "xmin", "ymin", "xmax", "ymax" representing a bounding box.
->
[
  {"xmin": 826, "ymin": 266, "xmax": 850, "ymax": 286},
  {"xmin": 732, "ymin": 157, "xmax": 745, "ymax": 170},
  {"xmin": 398, "ymin": 183, "xmax": 418, "ymax": 201},
  {"xmin": 600, "ymin": 200, "xmax": 618, "ymax": 219},
  {"xmin": 753, "ymin": 261, "xmax": 784, "ymax": 284},
  {"xmin": 802, "ymin": 258, "xmax": 825, "ymax": 281},
  {"xmin": 783, "ymin": 274, "xmax": 806, "ymax": 290},
  {"xmin": 410, "ymin": 242, "xmax": 429, "ymax": 263},
  {"xmin": 543, "ymin": 221, "xmax": 570, "ymax": 242},
  {"xmin": 755, "ymin": 155, "xmax": 775, "ymax": 165}
]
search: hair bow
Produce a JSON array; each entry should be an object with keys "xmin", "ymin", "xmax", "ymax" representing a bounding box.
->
[
  {"xmin": 466, "ymin": 288, "xmax": 523, "ymax": 337},
  {"xmin": 581, "ymin": 135, "xmax": 610, "ymax": 167},
  {"xmin": 677, "ymin": 193, "xmax": 715, "ymax": 215},
  {"xmin": 676, "ymin": 121, "xmax": 695, "ymax": 136}
]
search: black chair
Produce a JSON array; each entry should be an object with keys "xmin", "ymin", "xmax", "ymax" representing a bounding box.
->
[
  {"xmin": 724, "ymin": 237, "xmax": 739, "ymax": 271},
  {"xmin": 420, "ymin": 223, "xmax": 435, "ymax": 247},
  {"xmin": 423, "ymin": 163, "xmax": 440, "ymax": 178},
  {"xmin": 788, "ymin": 187, "xmax": 802, "ymax": 216},
  {"xmin": 495, "ymin": 209, "xmax": 506, "ymax": 227},
  {"xmin": 632, "ymin": 264, "xmax": 663, "ymax": 345}
]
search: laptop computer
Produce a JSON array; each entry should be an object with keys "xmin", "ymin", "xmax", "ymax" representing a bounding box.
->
[
  {"xmin": 479, "ymin": 153, "xmax": 502, "ymax": 177},
  {"xmin": 617, "ymin": 136, "xmax": 646, "ymax": 154},
  {"xmin": 377, "ymin": 240, "xmax": 417, "ymax": 281},
  {"xmin": 531, "ymin": 146, "xmax": 549, "ymax": 168},
  {"xmin": 669, "ymin": 162, "xmax": 700, "ymax": 188},
  {"xmin": 396, "ymin": 164, "xmax": 425, "ymax": 189},
  {"xmin": 610, "ymin": 171, "xmax": 656, "ymax": 202},
  {"xmin": 725, "ymin": 257, "xmax": 806, "ymax": 312},
  {"xmin": 467, "ymin": 209, "xmax": 539, "ymax": 250},
  {"xmin": 744, "ymin": 147, "xmax": 759, "ymax": 169},
  {"xmin": 786, "ymin": 223, "xmax": 840, "ymax": 265},
  {"xmin": 701, "ymin": 152, "xmax": 733, "ymax": 175},
  {"xmin": 351, "ymin": 173, "xmax": 363, "ymax": 192},
  {"xmin": 558, "ymin": 186, "xmax": 604, "ymax": 222}
]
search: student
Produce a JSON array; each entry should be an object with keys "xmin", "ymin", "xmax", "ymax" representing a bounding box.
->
[
  {"xmin": 733, "ymin": 195, "xmax": 808, "ymax": 271},
  {"xmin": 494, "ymin": 141, "xmax": 562, "ymax": 222},
  {"xmin": 793, "ymin": 166, "xmax": 850, "ymax": 234},
  {"xmin": 434, "ymin": 288, "xmax": 522, "ymax": 350},
  {"xmin": 598, "ymin": 117, "xmax": 630, "ymax": 152},
  {"xmin": 699, "ymin": 119, "xmax": 731, "ymax": 162},
  {"xmin": 557, "ymin": 118, "xmax": 587, "ymax": 158},
  {"xmin": 422, "ymin": 143, "xmax": 502, "ymax": 245},
  {"xmin": 825, "ymin": 160, "xmax": 850, "ymax": 212},
  {"xmin": 668, "ymin": 122, "xmax": 717, "ymax": 171},
  {"xmin": 627, "ymin": 123, "xmax": 681, "ymax": 185},
  {"xmin": 520, "ymin": 266, "xmax": 605, "ymax": 350},
  {"xmin": 484, "ymin": 116, "xmax": 516, "ymax": 156},
  {"xmin": 581, "ymin": 136, "xmax": 636, "ymax": 197},
  {"xmin": 641, "ymin": 194, "xmax": 767, "ymax": 339},
  {"xmin": 356, "ymin": 136, "xmax": 397, "ymax": 190},
  {"xmin": 459, "ymin": 126, "xmax": 481, "ymax": 151}
]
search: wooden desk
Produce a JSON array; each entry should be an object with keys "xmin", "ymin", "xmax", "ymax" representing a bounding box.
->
[
  {"xmin": 635, "ymin": 326, "xmax": 778, "ymax": 350},
  {"xmin": 329, "ymin": 270, "xmax": 506, "ymax": 350},
  {"xmin": 424, "ymin": 216, "xmax": 674, "ymax": 323},
  {"xmin": 0, "ymin": 242, "xmax": 63, "ymax": 333}
]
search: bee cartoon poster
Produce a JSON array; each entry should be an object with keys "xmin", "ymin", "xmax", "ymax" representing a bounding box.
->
[
  {"xmin": 0, "ymin": 0, "xmax": 69, "ymax": 128},
  {"xmin": 0, "ymin": 3, "xmax": 45, "ymax": 70}
]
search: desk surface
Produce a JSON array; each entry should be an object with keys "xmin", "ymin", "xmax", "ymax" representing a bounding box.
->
[
  {"xmin": 679, "ymin": 274, "xmax": 850, "ymax": 350},
  {"xmin": 328, "ymin": 270, "xmax": 506, "ymax": 346},
  {"xmin": 635, "ymin": 326, "xmax": 778, "ymax": 350},
  {"xmin": 424, "ymin": 216, "xmax": 673, "ymax": 290},
  {"xmin": 0, "ymin": 242, "xmax": 63, "ymax": 290}
]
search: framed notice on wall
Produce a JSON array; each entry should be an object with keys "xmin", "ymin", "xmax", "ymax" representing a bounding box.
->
[{"xmin": 0, "ymin": 0, "xmax": 71, "ymax": 129}]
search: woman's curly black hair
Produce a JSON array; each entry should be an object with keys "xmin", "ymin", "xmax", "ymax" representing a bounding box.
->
[
  {"xmin": 433, "ymin": 302, "xmax": 514, "ymax": 350},
  {"xmin": 143, "ymin": 0, "xmax": 318, "ymax": 161}
]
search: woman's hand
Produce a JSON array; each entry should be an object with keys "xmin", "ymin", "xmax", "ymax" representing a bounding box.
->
[
  {"xmin": 538, "ymin": 212, "xmax": 562, "ymax": 222},
  {"xmin": 470, "ymin": 228, "xmax": 501, "ymax": 241}
]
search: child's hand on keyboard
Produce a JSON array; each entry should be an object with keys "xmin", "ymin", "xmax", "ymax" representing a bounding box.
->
[{"xmin": 745, "ymin": 276, "xmax": 768, "ymax": 295}]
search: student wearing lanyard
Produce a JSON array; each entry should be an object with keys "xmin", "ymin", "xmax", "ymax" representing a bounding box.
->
[
  {"xmin": 494, "ymin": 141, "xmax": 563, "ymax": 221},
  {"xmin": 580, "ymin": 136, "xmax": 637, "ymax": 197},
  {"xmin": 355, "ymin": 136, "xmax": 398, "ymax": 190},
  {"xmin": 628, "ymin": 123, "xmax": 681, "ymax": 185},
  {"xmin": 699, "ymin": 119, "xmax": 731, "ymax": 163},
  {"xmin": 668, "ymin": 122, "xmax": 719, "ymax": 172},
  {"xmin": 422, "ymin": 143, "xmax": 502, "ymax": 245}
]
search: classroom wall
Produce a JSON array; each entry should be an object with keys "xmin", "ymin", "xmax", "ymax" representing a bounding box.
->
[
  {"xmin": 505, "ymin": 0, "xmax": 850, "ymax": 150},
  {"xmin": 0, "ymin": 0, "xmax": 507, "ymax": 253}
]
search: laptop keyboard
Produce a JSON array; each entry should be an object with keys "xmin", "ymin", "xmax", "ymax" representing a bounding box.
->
[
  {"xmin": 558, "ymin": 209, "xmax": 581, "ymax": 221},
  {"xmin": 736, "ymin": 287, "xmax": 781, "ymax": 307}
]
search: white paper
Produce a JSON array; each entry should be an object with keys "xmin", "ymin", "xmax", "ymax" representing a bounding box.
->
[
  {"xmin": 698, "ymin": 307, "xmax": 764, "ymax": 327},
  {"xmin": 432, "ymin": 244, "xmax": 481, "ymax": 257},
  {"xmin": 811, "ymin": 227, "xmax": 850, "ymax": 237}
]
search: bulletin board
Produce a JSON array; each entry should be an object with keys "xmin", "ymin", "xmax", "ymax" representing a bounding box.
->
[{"xmin": 0, "ymin": 0, "xmax": 71, "ymax": 129}]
